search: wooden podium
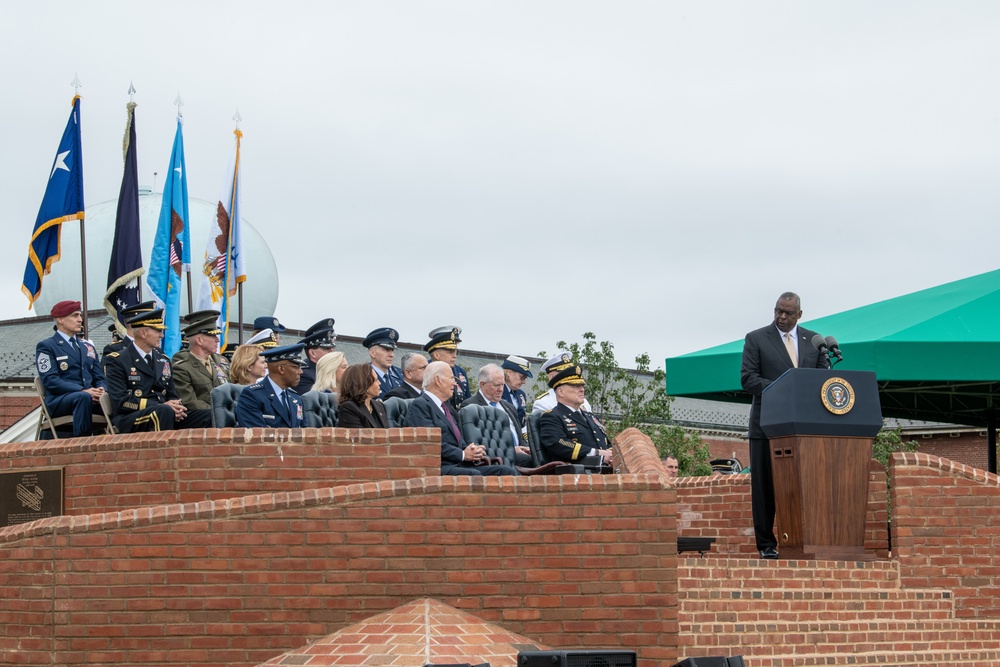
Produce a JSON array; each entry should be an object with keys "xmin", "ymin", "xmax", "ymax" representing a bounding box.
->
[{"xmin": 760, "ymin": 369, "xmax": 882, "ymax": 560}]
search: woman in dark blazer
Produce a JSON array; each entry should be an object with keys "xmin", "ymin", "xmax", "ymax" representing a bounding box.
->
[{"xmin": 337, "ymin": 363, "xmax": 389, "ymax": 429}]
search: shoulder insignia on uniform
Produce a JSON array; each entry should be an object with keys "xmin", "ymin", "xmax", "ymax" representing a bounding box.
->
[
  {"xmin": 535, "ymin": 391, "xmax": 548, "ymax": 400},
  {"xmin": 106, "ymin": 352, "xmax": 120, "ymax": 358}
]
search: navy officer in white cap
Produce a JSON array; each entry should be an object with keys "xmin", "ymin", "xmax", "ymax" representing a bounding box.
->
[
  {"xmin": 531, "ymin": 351, "xmax": 593, "ymax": 415},
  {"xmin": 236, "ymin": 343, "xmax": 307, "ymax": 428},
  {"xmin": 363, "ymin": 327, "xmax": 404, "ymax": 397}
]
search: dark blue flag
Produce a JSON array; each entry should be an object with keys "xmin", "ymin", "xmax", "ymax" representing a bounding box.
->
[
  {"xmin": 22, "ymin": 96, "xmax": 85, "ymax": 309},
  {"xmin": 104, "ymin": 102, "xmax": 145, "ymax": 332}
]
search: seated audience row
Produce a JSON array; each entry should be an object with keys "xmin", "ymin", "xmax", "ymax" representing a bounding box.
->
[{"xmin": 42, "ymin": 305, "xmax": 611, "ymax": 475}]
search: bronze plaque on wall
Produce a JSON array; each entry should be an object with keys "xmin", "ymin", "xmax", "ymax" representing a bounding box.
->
[{"xmin": 0, "ymin": 467, "xmax": 64, "ymax": 527}]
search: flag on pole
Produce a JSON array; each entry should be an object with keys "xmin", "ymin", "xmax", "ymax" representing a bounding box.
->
[
  {"xmin": 196, "ymin": 128, "xmax": 246, "ymax": 349},
  {"xmin": 104, "ymin": 102, "xmax": 144, "ymax": 332},
  {"xmin": 22, "ymin": 96, "xmax": 85, "ymax": 309},
  {"xmin": 148, "ymin": 119, "xmax": 190, "ymax": 357}
]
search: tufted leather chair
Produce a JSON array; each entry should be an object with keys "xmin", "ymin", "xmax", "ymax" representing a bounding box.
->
[
  {"xmin": 302, "ymin": 391, "xmax": 339, "ymax": 427},
  {"xmin": 210, "ymin": 383, "xmax": 246, "ymax": 428},
  {"xmin": 459, "ymin": 404, "xmax": 518, "ymax": 467},
  {"xmin": 525, "ymin": 411, "xmax": 548, "ymax": 465},
  {"xmin": 383, "ymin": 397, "xmax": 413, "ymax": 428}
]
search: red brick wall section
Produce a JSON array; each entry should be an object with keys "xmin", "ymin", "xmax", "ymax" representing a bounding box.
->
[
  {"xmin": 915, "ymin": 432, "xmax": 990, "ymax": 471},
  {"xmin": 0, "ymin": 428, "xmax": 440, "ymax": 515},
  {"xmin": 615, "ymin": 428, "xmax": 888, "ymax": 556},
  {"xmin": 704, "ymin": 436, "xmax": 749, "ymax": 468},
  {"xmin": 0, "ymin": 394, "xmax": 39, "ymax": 431},
  {"xmin": 865, "ymin": 460, "xmax": 889, "ymax": 557},
  {"xmin": 615, "ymin": 427, "xmax": 666, "ymax": 475},
  {"xmin": 891, "ymin": 451, "xmax": 1000, "ymax": 618},
  {"xmin": 0, "ymin": 475, "xmax": 678, "ymax": 667}
]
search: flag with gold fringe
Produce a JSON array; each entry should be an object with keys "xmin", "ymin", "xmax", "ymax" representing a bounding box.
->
[
  {"xmin": 22, "ymin": 96, "xmax": 85, "ymax": 309},
  {"xmin": 196, "ymin": 128, "xmax": 246, "ymax": 349},
  {"xmin": 104, "ymin": 102, "xmax": 145, "ymax": 332}
]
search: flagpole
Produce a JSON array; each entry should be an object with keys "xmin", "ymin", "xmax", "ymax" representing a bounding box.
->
[
  {"xmin": 176, "ymin": 94, "xmax": 194, "ymax": 314},
  {"xmin": 72, "ymin": 75, "xmax": 90, "ymax": 337},
  {"xmin": 234, "ymin": 110, "xmax": 245, "ymax": 346}
]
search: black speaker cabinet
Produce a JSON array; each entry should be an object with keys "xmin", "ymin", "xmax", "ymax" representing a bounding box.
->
[
  {"xmin": 518, "ymin": 650, "xmax": 637, "ymax": 667},
  {"xmin": 670, "ymin": 657, "xmax": 745, "ymax": 667}
]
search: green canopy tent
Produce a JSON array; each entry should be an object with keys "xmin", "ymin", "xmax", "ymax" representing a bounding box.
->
[{"xmin": 665, "ymin": 269, "xmax": 1000, "ymax": 471}]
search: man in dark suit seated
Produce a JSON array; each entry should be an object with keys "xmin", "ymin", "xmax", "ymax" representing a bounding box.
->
[
  {"xmin": 236, "ymin": 344, "xmax": 307, "ymax": 428},
  {"xmin": 35, "ymin": 300, "xmax": 107, "ymax": 437},
  {"xmin": 741, "ymin": 291, "xmax": 830, "ymax": 560},
  {"xmin": 538, "ymin": 365, "xmax": 613, "ymax": 465},
  {"xmin": 404, "ymin": 361, "xmax": 516, "ymax": 477},
  {"xmin": 461, "ymin": 363, "xmax": 532, "ymax": 466},
  {"xmin": 384, "ymin": 352, "xmax": 426, "ymax": 400}
]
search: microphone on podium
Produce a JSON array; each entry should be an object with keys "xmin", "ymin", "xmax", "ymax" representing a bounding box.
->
[
  {"xmin": 811, "ymin": 334, "xmax": 843, "ymax": 366},
  {"xmin": 825, "ymin": 336, "xmax": 843, "ymax": 364}
]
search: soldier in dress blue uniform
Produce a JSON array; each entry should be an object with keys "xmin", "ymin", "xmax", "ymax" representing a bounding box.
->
[
  {"xmin": 537, "ymin": 364, "xmax": 613, "ymax": 465},
  {"xmin": 295, "ymin": 318, "xmax": 335, "ymax": 394},
  {"xmin": 35, "ymin": 300, "xmax": 107, "ymax": 437},
  {"xmin": 103, "ymin": 309, "xmax": 213, "ymax": 433},
  {"xmin": 235, "ymin": 344, "xmax": 307, "ymax": 428},
  {"xmin": 424, "ymin": 326, "xmax": 468, "ymax": 409},
  {"xmin": 500, "ymin": 354, "xmax": 532, "ymax": 430},
  {"xmin": 363, "ymin": 327, "xmax": 404, "ymax": 398},
  {"xmin": 102, "ymin": 300, "xmax": 156, "ymax": 362}
]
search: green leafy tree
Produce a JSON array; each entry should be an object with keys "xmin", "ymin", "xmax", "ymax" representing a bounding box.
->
[
  {"xmin": 535, "ymin": 332, "xmax": 713, "ymax": 476},
  {"xmin": 872, "ymin": 423, "xmax": 919, "ymax": 467}
]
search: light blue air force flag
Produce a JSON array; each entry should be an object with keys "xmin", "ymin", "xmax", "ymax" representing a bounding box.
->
[{"xmin": 148, "ymin": 119, "xmax": 190, "ymax": 357}]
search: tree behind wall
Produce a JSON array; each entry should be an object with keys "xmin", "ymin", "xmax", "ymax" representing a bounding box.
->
[{"xmin": 536, "ymin": 332, "xmax": 712, "ymax": 475}]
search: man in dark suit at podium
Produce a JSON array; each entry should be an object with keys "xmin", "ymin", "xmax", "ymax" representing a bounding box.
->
[{"xmin": 741, "ymin": 292, "xmax": 830, "ymax": 560}]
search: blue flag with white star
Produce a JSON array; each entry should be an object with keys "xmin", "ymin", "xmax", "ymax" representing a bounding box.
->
[
  {"xmin": 148, "ymin": 119, "xmax": 190, "ymax": 357},
  {"xmin": 104, "ymin": 102, "xmax": 145, "ymax": 332},
  {"xmin": 22, "ymin": 96, "xmax": 85, "ymax": 309}
]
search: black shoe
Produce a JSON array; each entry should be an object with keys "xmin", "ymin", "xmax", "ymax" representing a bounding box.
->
[{"xmin": 759, "ymin": 547, "xmax": 779, "ymax": 560}]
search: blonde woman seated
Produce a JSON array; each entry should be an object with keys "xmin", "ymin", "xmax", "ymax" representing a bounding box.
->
[
  {"xmin": 337, "ymin": 363, "xmax": 389, "ymax": 429},
  {"xmin": 313, "ymin": 350, "xmax": 347, "ymax": 394},
  {"xmin": 228, "ymin": 344, "xmax": 267, "ymax": 385}
]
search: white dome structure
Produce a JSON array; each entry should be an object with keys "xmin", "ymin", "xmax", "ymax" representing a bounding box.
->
[{"xmin": 33, "ymin": 188, "xmax": 279, "ymax": 320}]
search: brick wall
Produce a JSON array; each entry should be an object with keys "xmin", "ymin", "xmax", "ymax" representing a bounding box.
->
[
  {"xmin": 0, "ymin": 394, "xmax": 39, "ymax": 431},
  {"xmin": 0, "ymin": 475, "xmax": 678, "ymax": 667},
  {"xmin": 891, "ymin": 451, "xmax": 1000, "ymax": 618},
  {"xmin": 0, "ymin": 428, "xmax": 439, "ymax": 516},
  {"xmin": 913, "ymin": 432, "xmax": 991, "ymax": 470},
  {"xmin": 703, "ymin": 435, "xmax": 749, "ymax": 468}
]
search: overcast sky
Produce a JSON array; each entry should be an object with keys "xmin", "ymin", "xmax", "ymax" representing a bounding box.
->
[{"xmin": 2, "ymin": 1, "xmax": 999, "ymax": 367}]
